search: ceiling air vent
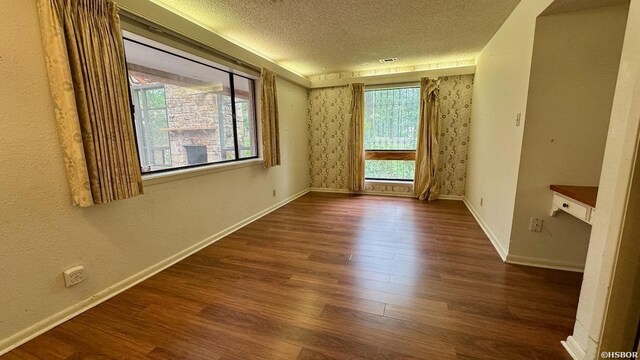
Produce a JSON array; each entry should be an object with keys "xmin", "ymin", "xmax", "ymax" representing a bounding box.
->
[{"xmin": 379, "ymin": 57, "xmax": 398, "ymax": 64}]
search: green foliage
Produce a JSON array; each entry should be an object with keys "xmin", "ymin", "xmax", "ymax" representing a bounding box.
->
[
  {"xmin": 134, "ymin": 87, "xmax": 170, "ymax": 166},
  {"xmin": 365, "ymin": 160, "xmax": 415, "ymax": 181},
  {"xmin": 146, "ymin": 109, "xmax": 169, "ymax": 147},
  {"xmin": 236, "ymin": 100, "xmax": 253, "ymax": 148},
  {"xmin": 144, "ymin": 88, "xmax": 166, "ymax": 109}
]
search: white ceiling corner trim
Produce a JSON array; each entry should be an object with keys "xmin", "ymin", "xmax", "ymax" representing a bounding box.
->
[
  {"xmin": 308, "ymin": 60, "xmax": 477, "ymax": 88},
  {"xmin": 145, "ymin": 0, "xmax": 308, "ymax": 79}
]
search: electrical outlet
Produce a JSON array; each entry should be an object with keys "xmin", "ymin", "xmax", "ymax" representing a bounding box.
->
[
  {"xmin": 516, "ymin": 113, "xmax": 522, "ymax": 126},
  {"xmin": 272, "ymin": 189, "xmax": 276, "ymax": 197},
  {"xmin": 529, "ymin": 218, "xmax": 543, "ymax": 232},
  {"xmin": 63, "ymin": 265, "xmax": 86, "ymax": 287},
  {"xmin": 480, "ymin": 197, "xmax": 484, "ymax": 206}
]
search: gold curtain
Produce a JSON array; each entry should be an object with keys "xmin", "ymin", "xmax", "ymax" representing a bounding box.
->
[
  {"xmin": 260, "ymin": 68, "xmax": 281, "ymax": 168},
  {"xmin": 36, "ymin": 0, "xmax": 143, "ymax": 207},
  {"xmin": 414, "ymin": 78, "xmax": 441, "ymax": 201},
  {"xmin": 349, "ymin": 83, "xmax": 365, "ymax": 192}
]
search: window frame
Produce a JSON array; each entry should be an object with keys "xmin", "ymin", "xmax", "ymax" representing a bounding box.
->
[
  {"xmin": 364, "ymin": 85, "xmax": 420, "ymax": 182},
  {"xmin": 131, "ymin": 85, "xmax": 171, "ymax": 170},
  {"xmin": 122, "ymin": 36, "xmax": 260, "ymax": 176}
]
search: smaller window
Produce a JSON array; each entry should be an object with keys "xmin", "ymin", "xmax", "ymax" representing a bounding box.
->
[
  {"xmin": 123, "ymin": 36, "xmax": 259, "ymax": 174},
  {"xmin": 364, "ymin": 86, "xmax": 420, "ymax": 182}
]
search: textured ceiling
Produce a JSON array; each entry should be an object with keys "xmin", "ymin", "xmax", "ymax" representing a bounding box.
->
[
  {"xmin": 542, "ymin": 0, "xmax": 629, "ymax": 15},
  {"xmin": 150, "ymin": 0, "xmax": 521, "ymax": 77}
]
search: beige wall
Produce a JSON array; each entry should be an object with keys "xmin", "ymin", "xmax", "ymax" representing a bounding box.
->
[
  {"xmin": 509, "ymin": 5, "xmax": 629, "ymax": 270},
  {"xmin": 308, "ymin": 75, "xmax": 474, "ymax": 198},
  {"xmin": 0, "ymin": 0, "xmax": 309, "ymax": 352},
  {"xmin": 464, "ymin": 0, "xmax": 553, "ymax": 257}
]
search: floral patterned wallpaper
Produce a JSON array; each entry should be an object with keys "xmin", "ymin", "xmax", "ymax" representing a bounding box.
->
[
  {"xmin": 438, "ymin": 75, "xmax": 474, "ymax": 196},
  {"xmin": 364, "ymin": 182, "xmax": 413, "ymax": 195},
  {"xmin": 308, "ymin": 86, "xmax": 351, "ymax": 189},
  {"xmin": 308, "ymin": 74, "xmax": 474, "ymax": 197}
]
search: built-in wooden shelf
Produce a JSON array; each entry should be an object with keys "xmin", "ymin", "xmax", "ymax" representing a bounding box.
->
[
  {"xmin": 549, "ymin": 185, "xmax": 599, "ymax": 225},
  {"xmin": 364, "ymin": 150, "xmax": 416, "ymax": 161},
  {"xmin": 549, "ymin": 185, "xmax": 598, "ymax": 207}
]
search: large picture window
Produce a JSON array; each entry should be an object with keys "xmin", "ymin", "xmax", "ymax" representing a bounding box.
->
[
  {"xmin": 123, "ymin": 36, "xmax": 258, "ymax": 174},
  {"xmin": 364, "ymin": 86, "xmax": 420, "ymax": 181}
]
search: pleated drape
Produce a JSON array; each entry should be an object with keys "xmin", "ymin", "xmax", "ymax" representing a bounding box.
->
[
  {"xmin": 348, "ymin": 83, "xmax": 365, "ymax": 192},
  {"xmin": 36, "ymin": 0, "xmax": 143, "ymax": 207},
  {"xmin": 414, "ymin": 78, "xmax": 441, "ymax": 201},
  {"xmin": 260, "ymin": 68, "xmax": 281, "ymax": 168}
]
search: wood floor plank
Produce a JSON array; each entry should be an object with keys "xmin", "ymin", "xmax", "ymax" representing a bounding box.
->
[{"xmin": 0, "ymin": 193, "xmax": 582, "ymax": 359}]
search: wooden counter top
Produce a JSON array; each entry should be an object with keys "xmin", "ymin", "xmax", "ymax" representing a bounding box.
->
[{"xmin": 549, "ymin": 185, "xmax": 598, "ymax": 207}]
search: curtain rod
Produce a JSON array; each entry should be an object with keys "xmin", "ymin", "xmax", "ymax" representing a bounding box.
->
[{"xmin": 117, "ymin": 7, "xmax": 262, "ymax": 75}]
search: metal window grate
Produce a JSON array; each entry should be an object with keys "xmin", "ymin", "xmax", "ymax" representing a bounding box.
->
[
  {"xmin": 364, "ymin": 87, "xmax": 419, "ymax": 181},
  {"xmin": 364, "ymin": 87, "xmax": 420, "ymax": 151}
]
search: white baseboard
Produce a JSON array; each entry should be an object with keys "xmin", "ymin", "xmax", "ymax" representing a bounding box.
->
[
  {"xmin": 562, "ymin": 336, "xmax": 586, "ymax": 360},
  {"xmin": 308, "ymin": 187, "xmax": 353, "ymax": 194},
  {"xmin": 462, "ymin": 197, "xmax": 508, "ymax": 261},
  {"xmin": 0, "ymin": 188, "xmax": 310, "ymax": 356},
  {"xmin": 506, "ymin": 255, "xmax": 584, "ymax": 273},
  {"xmin": 308, "ymin": 187, "xmax": 463, "ymax": 200},
  {"xmin": 437, "ymin": 195, "xmax": 463, "ymax": 201},
  {"xmin": 462, "ymin": 198, "xmax": 585, "ymax": 272}
]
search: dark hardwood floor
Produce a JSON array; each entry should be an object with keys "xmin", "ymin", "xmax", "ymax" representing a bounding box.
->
[{"xmin": 2, "ymin": 192, "xmax": 582, "ymax": 359}]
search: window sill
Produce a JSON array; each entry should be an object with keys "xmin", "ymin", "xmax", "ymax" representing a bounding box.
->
[
  {"xmin": 142, "ymin": 158, "xmax": 264, "ymax": 187},
  {"xmin": 365, "ymin": 179, "xmax": 414, "ymax": 186}
]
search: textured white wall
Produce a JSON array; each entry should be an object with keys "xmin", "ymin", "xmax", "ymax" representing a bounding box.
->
[
  {"xmin": 464, "ymin": 0, "xmax": 553, "ymax": 255},
  {"xmin": 0, "ymin": 0, "xmax": 309, "ymax": 350},
  {"xmin": 509, "ymin": 5, "xmax": 628, "ymax": 270}
]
